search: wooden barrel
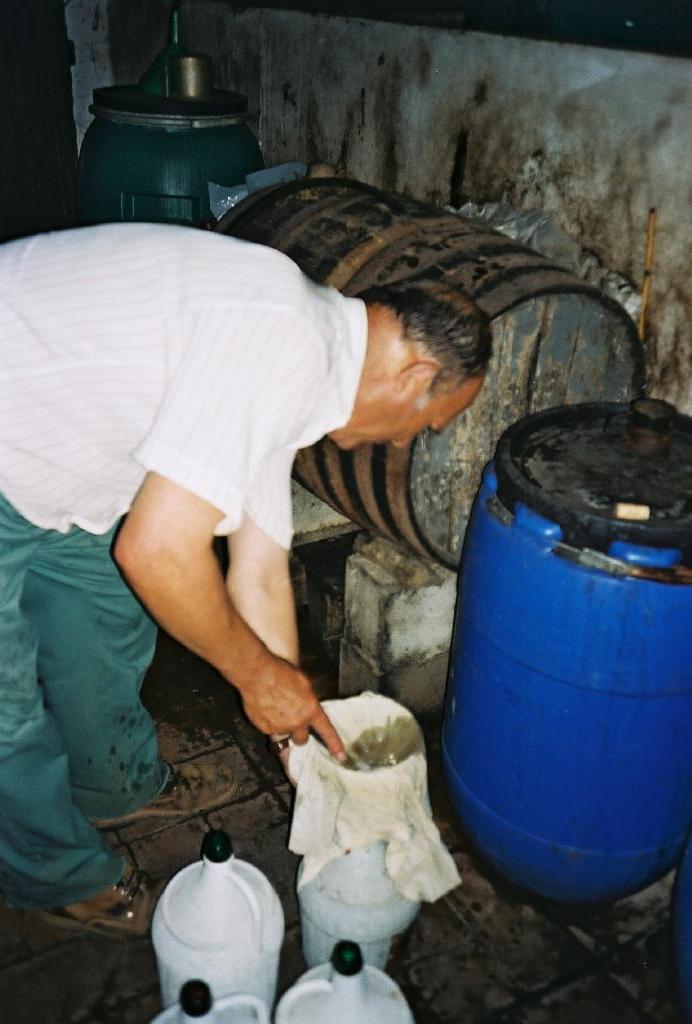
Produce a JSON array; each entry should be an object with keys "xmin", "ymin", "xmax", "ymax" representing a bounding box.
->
[{"xmin": 216, "ymin": 178, "xmax": 643, "ymax": 568}]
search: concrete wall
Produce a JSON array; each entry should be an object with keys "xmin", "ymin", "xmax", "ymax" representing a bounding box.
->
[{"xmin": 66, "ymin": 1, "xmax": 692, "ymax": 412}]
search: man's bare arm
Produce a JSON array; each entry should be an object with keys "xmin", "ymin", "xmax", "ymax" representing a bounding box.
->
[
  {"xmin": 227, "ymin": 513, "xmax": 306, "ymax": 765},
  {"xmin": 226, "ymin": 513, "xmax": 299, "ymax": 665},
  {"xmin": 113, "ymin": 472, "xmax": 344, "ymax": 756}
]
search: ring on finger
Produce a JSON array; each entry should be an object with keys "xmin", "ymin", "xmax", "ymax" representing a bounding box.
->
[{"xmin": 270, "ymin": 735, "xmax": 291, "ymax": 756}]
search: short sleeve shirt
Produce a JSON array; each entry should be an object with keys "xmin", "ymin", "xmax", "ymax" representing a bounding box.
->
[{"xmin": 0, "ymin": 223, "xmax": 367, "ymax": 548}]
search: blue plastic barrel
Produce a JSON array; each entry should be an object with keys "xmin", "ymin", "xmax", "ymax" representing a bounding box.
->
[
  {"xmin": 442, "ymin": 401, "xmax": 692, "ymax": 903},
  {"xmin": 675, "ymin": 832, "xmax": 692, "ymax": 1022}
]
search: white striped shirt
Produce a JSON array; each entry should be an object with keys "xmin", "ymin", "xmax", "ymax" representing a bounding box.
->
[{"xmin": 0, "ymin": 223, "xmax": 366, "ymax": 548}]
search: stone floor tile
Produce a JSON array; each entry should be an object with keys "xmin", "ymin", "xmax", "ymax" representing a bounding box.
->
[
  {"xmin": 443, "ymin": 850, "xmax": 592, "ymax": 996},
  {"xmin": 607, "ymin": 927, "xmax": 683, "ymax": 1023},
  {"xmin": 228, "ymin": 822, "xmax": 302, "ymax": 929},
  {"xmin": 0, "ymin": 901, "xmax": 76, "ymax": 967},
  {"xmin": 117, "ymin": 744, "xmax": 262, "ymax": 844},
  {"xmin": 155, "ymin": 719, "xmax": 227, "ymax": 765},
  {"xmin": 393, "ymin": 892, "xmax": 469, "ymax": 967},
  {"xmin": 270, "ymin": 777, "xmax": 296, "ymax": 813},
  {"xmin": 216, "ymin": 734, "xmax": 299, "ymax": 828},
  {"xmin": 144, "ymin": 637, "xmax": 233, "ymax": 714},
  {"xmin": 427, "ymin": 791, "xmax": 465, "ymax": 858},
  {"xmin": 232, "ymin": 741, "xmax": 296, "ymax": 818},
  {"xmin": 400, "ymin": 943, "xmax": 516, "ymax": 1021},
  {"xmin": 0, "ymin": 933, "xmax": 158, "ymax": 1024},
  {"xmin": 545, "ymin": 872, "xmax": 675, "ymax": 952},
  {"xmin": 129, "ymin": 816, "xmax": 209, "ymax": 879},
  {"xmin": 0, "ymin": 840, "xmax": 138, "ymax": 972},
  {"xmin": 141, "ymin": 636, "xmax": 251, "ymax": 753},
  {"xmin": 488, "ymin": 972, "xmax": 651, "ymax": 1024},
  {"xmin": 77, "ymin": 987, "xmax": 162, "ymax": 1024},
  {"xmin": 231, "ymin": 725, "xmax": 291, "ymax": 781},
  {"xmin": 424, "ymin": 730, "xmax": 467, "ymax": 856},
  {"xmin": 206, "ymin": 788, "xmax": 291, "ymax": 840},
  {"xmin": 276, "ymin": 922, "xmax": 309, "ymax": 998}
]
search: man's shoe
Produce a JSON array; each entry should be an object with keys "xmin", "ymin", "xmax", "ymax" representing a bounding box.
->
[
  {"xmin": 92, "ymin": 762, "xmax": 238, "ymax": 829},
  {"xmin": 39, "ymin": 866, "xmax": 164, "ymax": 938}
]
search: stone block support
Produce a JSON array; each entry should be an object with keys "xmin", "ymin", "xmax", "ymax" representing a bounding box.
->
[{"xmin": 339, "ymin": 534, "xmax": 458, "ymax": 717}]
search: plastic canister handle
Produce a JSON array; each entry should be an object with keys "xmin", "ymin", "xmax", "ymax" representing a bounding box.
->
[
  {"xmin": 482, "ymin": 463, "xmax": 499, "ymax": 494},
  {"xmin": 608, "ymin": 540, "xmax": 682, "ymax": 568},
  {"xmin": 513, "ymin": 502, "xmax": 563, "ymax": 544},
  {"xmin": 217, "ymin": 992, "xmax": 270, "ymax": 1023},
  {"xmin": 276, "ymin": 978, "xmax": 333, "ymax": 1019},
  {"xmin": 224, "ymin": 860, "xmax": 262, "ymax": 950},
  {"xmin": 150, "ymin": 991, "xmax": 270, "ymax": 1024}
]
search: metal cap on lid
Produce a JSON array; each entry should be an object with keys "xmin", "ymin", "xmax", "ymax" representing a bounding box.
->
[{"xmin": 494, "ymin": 400, "xmax": 692, "ymax": 565}]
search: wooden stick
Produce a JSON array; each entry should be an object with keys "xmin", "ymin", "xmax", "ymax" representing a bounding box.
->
[{"xmin": 638, "ymin": 207, "xmax": 657, "ymax": 342}]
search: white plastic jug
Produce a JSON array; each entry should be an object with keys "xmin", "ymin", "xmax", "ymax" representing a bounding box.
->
[
  {"xmin": 289, "ymin": 693, "xmax": 459, "ymax": 970},
  {"xmin": 275, "ymin": 940, "xmax": 415, "ymax": 1024},
  {"xmin": 151, "ymin": 831, "xmax": 284, "ymax": 1010},
  {"xmin": 298, "ymin": 839, "xmax": 420, "ymax": 969},
  {"xmin": 149, "ymin": 979, "xmax": 269, "ymax": 1024}
]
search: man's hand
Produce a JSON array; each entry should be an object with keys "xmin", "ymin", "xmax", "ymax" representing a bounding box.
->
[{"xmin": 238, "ymin": 654, "xmax": 345, "ymax": 758}]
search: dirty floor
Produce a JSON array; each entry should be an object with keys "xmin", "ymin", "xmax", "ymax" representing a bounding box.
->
[{"xmin": 0, "ymin": 625, "xmax": 683, "ymax": 1024}]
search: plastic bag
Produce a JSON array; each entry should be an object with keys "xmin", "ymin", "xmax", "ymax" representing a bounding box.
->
[
  {"xmin": 208, "ymin": 161, "xmax": 307, "ymax": 220},
  {"xmin": 452, "ymin": 200, "xmax": 641, "ymax": 320}
]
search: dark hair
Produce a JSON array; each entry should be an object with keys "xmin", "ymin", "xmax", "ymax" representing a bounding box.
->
[{"xmin": 357, "ymin": 280, "xmax": 491, "ymax": 389}]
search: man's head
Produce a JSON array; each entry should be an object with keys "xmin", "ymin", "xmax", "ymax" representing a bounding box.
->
[{"xmin": 328, "ymin": 280, "xmax": 491, "ymax": 450}]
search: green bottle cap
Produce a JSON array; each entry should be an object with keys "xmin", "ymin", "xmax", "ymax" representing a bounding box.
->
[
  {"xmin": 331, "ymin": 940, "xmax": 363, "ymax": 976},
  {"xmin": 180, "ymin": 979, "xmax": 212, "ymax": 1016},
  {"xmin": 201, "ymin": 829, "xmax": 232, "ymax": 862}
]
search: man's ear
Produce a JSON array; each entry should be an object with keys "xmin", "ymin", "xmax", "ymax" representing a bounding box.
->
[{"xmin": 396, "ymin": 358, "xmax": 438, "ymax": 399}]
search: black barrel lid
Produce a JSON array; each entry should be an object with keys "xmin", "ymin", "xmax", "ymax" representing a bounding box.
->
[
  {"xmin": 495, "ymin": 399, "xmax": 692, "ymax": 565},
  {"xmin": 92, "ymin": 85, "xmax": 248, "ymax": 118}
]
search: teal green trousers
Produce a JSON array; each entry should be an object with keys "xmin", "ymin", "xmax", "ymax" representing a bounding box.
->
[{"xmin": 0, "ymin": 494, "xmax": 167, "ymax": 908}]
